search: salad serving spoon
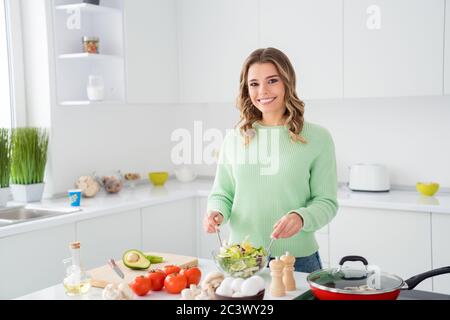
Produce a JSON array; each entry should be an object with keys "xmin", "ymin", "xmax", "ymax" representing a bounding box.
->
[
  {"xmin": 267, "ymin": 237, "xmax": 275, "ymax": 255},
  {"xmin": 215, "ymin": 225, "xmax": 223, "ymax": 248}
]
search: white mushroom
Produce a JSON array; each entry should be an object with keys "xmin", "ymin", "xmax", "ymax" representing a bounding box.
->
[
  {"xmin": 118, "ymin": 283, "xmax": 135, "ymax": 300},
  {"xmin": 202, "ymin": 271, "xmax": 224, "ymax": 288},
  {"xmin": 102, "ymin": 284, "xmax": 121, "ymax": 300},
  {"xmin": 180, "ymin": 284, "xmax": 202, "ymax": 300},
  {"xmin": 195, "ymin": 290, "xmax": 213, "ymax": 300}
]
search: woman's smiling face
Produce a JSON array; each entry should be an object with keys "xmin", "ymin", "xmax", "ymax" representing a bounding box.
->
[{"xmin": 247, "ymin": 62, "xmax": 286, "ymax": 118}]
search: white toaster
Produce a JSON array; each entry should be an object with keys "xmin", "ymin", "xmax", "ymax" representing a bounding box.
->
[{"xmin": 348, "ymin": 163, "xmax": 390, "ymax": 192}]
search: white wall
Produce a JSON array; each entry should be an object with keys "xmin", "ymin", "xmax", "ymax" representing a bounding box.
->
[
  {"xmin": 47, "ymin": 95, "xmax": 450, "ymax": 194},
  {"xmin": 305, "ymin": 96, "xmax": 450, "ymax": 187}
]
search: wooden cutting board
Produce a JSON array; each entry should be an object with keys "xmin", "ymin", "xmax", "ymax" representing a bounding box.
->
[{"xmin": 88, "ymin": 252, "xmax": 198, "ymax": 288}]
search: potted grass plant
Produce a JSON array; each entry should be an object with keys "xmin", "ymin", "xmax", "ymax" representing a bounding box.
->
[
  {"xmin": 0, "ymin": 128, "xmax": 11, "ymax": 207},
  {"xmin": 10, "ymin": 127, "xmax": 49, "ymax": 203}
]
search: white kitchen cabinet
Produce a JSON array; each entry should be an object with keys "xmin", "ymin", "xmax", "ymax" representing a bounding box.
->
[
  {"xmin": 142, "ymin": 198, "xmax": 197, "ymax": 256},
  {"xmin": 329, "ymin": 206, "xmax": 432, "ymax": 290},
  {"xmin": 0, "ymin": 224, "xmax": 76, "ymax": 299},
  {"xmin": 260, "ymin": 0, "xmax": 343, "ymax": 100},
  {"xmin": 124, "ymin": 0, "xmax": 179, "ymax": 103},
  {"xmin": 197, "ymin": 197, "xmax": 230, "ymax": 259},
  {"xmin": 76, "ymin": 209, "xmax": 141, "ymax": 270},
  {"xmin": 344, "ymin": 0, "xmax": 444, "ymax": 98},
  {"xmin": 444, "ymin": 0, "xmax": 450, "ymax": 95},
  {"xmin": 431, "ymin": 212, "xmax": 450, "ymax": 294},
  {"xmin": 178, "ymin": 0, "xmax": 259, "ymax": 103}
]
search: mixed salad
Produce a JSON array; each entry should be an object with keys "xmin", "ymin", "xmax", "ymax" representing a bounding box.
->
[{"xmin": 215, "ymin": 239, "xmax": 268, "ymax": 278}]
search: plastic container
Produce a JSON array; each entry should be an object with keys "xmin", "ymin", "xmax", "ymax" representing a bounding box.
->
[
  {"xmin": 68, "ymin": 189, "xmax": 82, "ymax": 207},
  {"xmin": 87, "ymin": 75, "xmax": 105, "ymax": 101}
]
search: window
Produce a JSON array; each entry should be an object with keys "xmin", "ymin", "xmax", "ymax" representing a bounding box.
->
[{"xmin": 0, "ymin": 0, "xmax": 12, "ymax": 128}]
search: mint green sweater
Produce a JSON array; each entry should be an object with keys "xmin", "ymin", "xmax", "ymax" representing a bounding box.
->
[{"xmin": 207, "ymin": 121, "xmax": 338, "ymax": 257}]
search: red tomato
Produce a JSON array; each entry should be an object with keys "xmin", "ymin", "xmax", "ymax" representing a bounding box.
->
[
  {"xmin": 164, "ymin": 273, "xmax": 187, "ymax": 294},
  {"xmin": 163, "ymin": 265, "xmax": 181, "ymax": 275},
  {"xmin": 146, "ymin": 269, "xmax": 166, "ymax": 291},
  {"xmin": 129, "ymin": 275, "xmax": 151, "ymax": 296},
  {"xmin": 180, "ymin": 267, "xmax": 202, "ymax": 287}
]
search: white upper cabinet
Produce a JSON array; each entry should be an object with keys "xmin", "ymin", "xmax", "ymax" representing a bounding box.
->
[
  {"xmin": 260, "ymin": 0, "xmax": 343, "ymax": 100},
  {"xmin": 344, "ymin": 0, "xmax": 445, "ymax": 98},
  {"xmin": 178, "ymin": 0, "xmax": 259, "ymax": 103},
  {"xmin": 444, "ymin": 0, "xmax": 450, "ymax": 95},
  {"xmin": 124, "ymin": 0, "xmax": 178, "ymax": 103}
]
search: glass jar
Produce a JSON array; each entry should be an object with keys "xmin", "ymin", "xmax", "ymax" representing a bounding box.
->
[{"xmin": 82, "ymin": 36, "xmax": 99, "ymax": 54}]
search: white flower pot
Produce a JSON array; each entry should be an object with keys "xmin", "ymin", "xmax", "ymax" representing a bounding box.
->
[
  {"xmin": 10, "ymin": 183, "xmax": 45, "ymax": 203},
  {"xmin": 0, "ymin": 187, "xmax": 10, "ymax": 207}
]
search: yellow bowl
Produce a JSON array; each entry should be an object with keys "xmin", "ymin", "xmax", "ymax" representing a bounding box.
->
[
  {"xmin": 148, "ymin": 172, "xmax": 169, "ymax": 186},
  {"xmin": 416, "ymin": 182, "xmax": 439, "ymax": 196}
]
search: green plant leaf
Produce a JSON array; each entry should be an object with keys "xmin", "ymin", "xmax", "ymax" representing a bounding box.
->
[
  {"xmin": 0, "ymin": 128, "xmax": 11, "ymax": 188},
  {"xmin": 10, "ymin": 128, "xmax": 49, "ymax": 185}
]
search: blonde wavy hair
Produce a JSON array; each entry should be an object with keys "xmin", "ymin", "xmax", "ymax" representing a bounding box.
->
[{"xmin": 236, "ymin": 47, "xmax": 307, "ymax": 145}]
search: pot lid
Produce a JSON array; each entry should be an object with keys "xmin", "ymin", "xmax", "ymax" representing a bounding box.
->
[{"xmin": 307, "ymin": 256, "xmax": 404, "ymax": 294}]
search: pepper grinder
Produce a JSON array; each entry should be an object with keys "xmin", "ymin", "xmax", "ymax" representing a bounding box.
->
[
  {"xmin": 280, "ymin": 251, "xmax": 296, "ymax": 291},
  {"xmin": 269, "ymin": 257, "xmax": 286, "ymax": 297}
]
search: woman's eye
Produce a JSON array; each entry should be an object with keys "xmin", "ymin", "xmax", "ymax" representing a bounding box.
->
[
  {"xmin": 268, "ymin": 78, "xmax": 278, "ymax": 84},
  {"xmin": 249, "ymin": 82, "xmax": 258, "ymax": 87}
]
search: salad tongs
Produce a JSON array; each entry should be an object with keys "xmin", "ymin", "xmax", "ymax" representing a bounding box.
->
[{"xmin": 215, "ymin": 225, "xmax": 223, "ymax": 247}]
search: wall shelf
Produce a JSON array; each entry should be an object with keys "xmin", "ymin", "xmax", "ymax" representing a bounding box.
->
[
  {"xmin": 55, "ymin": 3, "xmax": 121, "ymax": 15},
  {"xmin": 52, "ymin": 0, "xmax": 125, "ymax": 105},
  {"xmin": 59, "ymin": 100, "xmax": 124, "ymax": 106},
  {"xmin": 58, "ymin": 53, "xmax": 123, "ymax": 61}
]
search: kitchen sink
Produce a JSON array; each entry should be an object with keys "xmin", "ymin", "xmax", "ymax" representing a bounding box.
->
[{"xmin": 0, "ymin": 206, "xmax": 68, "ymax": 226}]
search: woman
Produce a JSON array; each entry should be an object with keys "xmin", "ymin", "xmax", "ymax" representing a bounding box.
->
[{"xmin": 203, "ymin": 47, "xmax": 338, "ymax": 273}]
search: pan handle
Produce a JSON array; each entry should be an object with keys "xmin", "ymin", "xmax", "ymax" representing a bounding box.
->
[
  {"xmin": 405, "ymin": 266, "xmax": 450, "ymax": 290},
  {"xmin": 339, "ymin": 255, "xmax": 369, "ymax": 266}
]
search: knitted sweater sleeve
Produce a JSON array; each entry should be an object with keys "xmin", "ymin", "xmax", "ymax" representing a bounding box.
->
[
  {"xmin": 207, "ymin": 133, "xmax": 235, "ymax": 224},
  {"xmin": 291, "ymin": 131, "xmax": 339, "ymax": 232}
]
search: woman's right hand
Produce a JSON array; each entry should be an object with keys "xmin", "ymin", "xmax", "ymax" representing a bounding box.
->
[{"xmin": 203, "ymin": 211, "xmax": 224, "ymax": 233}]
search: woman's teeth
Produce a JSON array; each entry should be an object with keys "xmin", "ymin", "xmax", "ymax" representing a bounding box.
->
[{"xmin": 258, "ymin": 97, "xmax": 275, "ymax": 105}]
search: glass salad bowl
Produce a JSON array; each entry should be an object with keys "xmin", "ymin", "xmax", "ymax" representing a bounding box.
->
[{"xmin": 212, "ymin": 241, "xmax": 269, "ymax": 279}]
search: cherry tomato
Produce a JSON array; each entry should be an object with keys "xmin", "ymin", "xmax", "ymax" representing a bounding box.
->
[
  {"xmin": 129, "ymin": 275, "xmax": 151, "ymax": 296},
  {"xmin": 180, "ymin": 267, "xmax": 202, "ymax": 287},
  {"xmin": 145, "ymin": 269, "xmax": 166, "ymax": 291},
  {"xmin": 163, "ymin": 265, "xmax": 181, "ymax": 275},
  {"xmin": 164, "ymin": 273, "xmax": 187, "ymax": 294}
]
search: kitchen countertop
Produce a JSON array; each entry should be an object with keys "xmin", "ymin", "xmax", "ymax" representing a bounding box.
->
[
  {"xmin": 16, "ymin": 258, "xmax": 309, "ymax": 300},
  {"xmin": 1, "ymin": 177, "xmax": 450, "ymax": 238}
]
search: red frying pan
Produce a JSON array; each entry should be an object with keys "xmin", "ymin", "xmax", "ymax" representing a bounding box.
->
[{"xmin": 306, "ymin": 256, "xmax": 450, "ymax": 300}]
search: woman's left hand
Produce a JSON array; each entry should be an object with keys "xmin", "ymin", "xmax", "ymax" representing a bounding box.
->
[{"xmin": 271, "ymin": 213, "xmax": 303, "ymax": 239}]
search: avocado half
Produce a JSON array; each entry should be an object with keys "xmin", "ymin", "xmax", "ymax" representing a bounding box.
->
[{"xmin": 122, "ymin": 249, "xmax": 151, "ymax": 270}]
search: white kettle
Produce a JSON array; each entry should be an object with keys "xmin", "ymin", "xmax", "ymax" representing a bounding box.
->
[
  {"xmin": 348, "ymin": 163, "xmax": 390, "ymax": 192},
  {"xmin": 174, "ymin": 166, "xmax": 197, "ymax": 183}
]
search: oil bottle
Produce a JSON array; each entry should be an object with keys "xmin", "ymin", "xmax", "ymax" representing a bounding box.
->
[{"xmin": 63, "ymin": 241, "xmax": 91, "ymax": 296}]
